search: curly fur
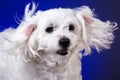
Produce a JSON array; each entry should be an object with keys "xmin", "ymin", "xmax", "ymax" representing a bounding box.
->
[{"xmin": 0, "ymin": 2, "xmax": 117, "ymax": 80}]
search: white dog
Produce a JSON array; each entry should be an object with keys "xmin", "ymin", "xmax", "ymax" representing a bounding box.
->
[{"xmin": 0, "ymin": 2, "xmax": 117, "ymax": 80}]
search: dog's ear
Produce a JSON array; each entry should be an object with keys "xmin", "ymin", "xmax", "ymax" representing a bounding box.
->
[
  {"xmin": 75, "ymin": 6, "xmax": 117, "ymax": 55},
  {"xmin": 12, "ymin": 2, "xmax": 38, "ymax": 42},
  {"xmin": 12, "ymin": 24, "xmax": 36, "ymax": 42},
  {"xmin": 23, "ymin": 24, "xmax": 36, "ymax": 36}
]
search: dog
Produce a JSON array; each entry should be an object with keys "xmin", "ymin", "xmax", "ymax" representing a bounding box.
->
[{"xmin": 0, "ymin": 2, "xmax": 117, "ymax": 80}]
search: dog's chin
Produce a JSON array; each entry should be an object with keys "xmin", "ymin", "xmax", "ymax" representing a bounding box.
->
[{"xmin": 56, "ymin": 48, "xmax": 69, "ymax": 56}]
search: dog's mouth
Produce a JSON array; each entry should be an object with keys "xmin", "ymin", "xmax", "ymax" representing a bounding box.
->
[{"xmin": 56, "ymin": 48, "xmax": 68, "ymax": 56}]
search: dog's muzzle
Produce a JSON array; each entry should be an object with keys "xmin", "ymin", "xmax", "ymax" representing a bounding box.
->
[{"xmin": 57, "ymin": 37, "xmax": 70, "ymax": 56}]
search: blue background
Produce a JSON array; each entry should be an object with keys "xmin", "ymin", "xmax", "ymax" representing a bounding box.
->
[{"xmin": 0, "ymin": 0, "xmax": 120, "ymax": 80}]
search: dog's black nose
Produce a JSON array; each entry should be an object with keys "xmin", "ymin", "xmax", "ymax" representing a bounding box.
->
[{"xmin": 59, "ymin": 37, "xmax": 70, "ymax": 48}]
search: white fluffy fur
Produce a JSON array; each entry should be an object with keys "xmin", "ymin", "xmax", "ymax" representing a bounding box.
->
[{"xmin": 0, "ymin": 2, "xmax": 117, "ymax": 80}]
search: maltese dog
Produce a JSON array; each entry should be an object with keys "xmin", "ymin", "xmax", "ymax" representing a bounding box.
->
[{"xmin": 0, "ymin": 2, "xmax": 117, "ymax": 80}]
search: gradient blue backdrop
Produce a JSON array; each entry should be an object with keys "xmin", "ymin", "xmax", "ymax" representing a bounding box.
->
[{"xmin": 0, "ymin": 0, "xmax": 120, "ymax": 80}]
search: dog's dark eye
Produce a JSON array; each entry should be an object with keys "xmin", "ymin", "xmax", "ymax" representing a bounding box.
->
[
  {"xmin": 69, "ymin": 24, "xmax": 75, "ymax": 31},
  {"xmin": 46, "ymin": 27, "xmax": 54, "ymax": 33}
]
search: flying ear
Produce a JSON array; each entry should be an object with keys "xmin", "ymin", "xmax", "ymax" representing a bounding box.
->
[
  {"xmin": 12, "ymin": 2, "xmax": 38, "ymax": 42},
  {"xmin": 75, "ymin": 6, "xmax": 118, "ymax": 55}
]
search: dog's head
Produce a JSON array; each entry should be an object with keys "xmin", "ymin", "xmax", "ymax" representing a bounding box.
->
[{"xmin": 13, "ymin": 3, "xmax": 117, "ymax": 65}]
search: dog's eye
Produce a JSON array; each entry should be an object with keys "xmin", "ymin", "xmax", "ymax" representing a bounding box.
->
[
  {"xmin": 46, "ymin": 27, "xmax": 54, "ymax": 33},
  {"xmin": 69, "ymin": 24, "xmax": 75, "ymax": 31}
]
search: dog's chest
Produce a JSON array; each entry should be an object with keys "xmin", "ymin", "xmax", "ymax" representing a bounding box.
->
[{"xmin": 33, "ymin": 56, "xmax": 82, "ymax": 80}]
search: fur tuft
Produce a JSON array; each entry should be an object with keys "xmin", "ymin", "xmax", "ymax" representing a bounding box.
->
[
  {"xmin": 25, "ymin": 2, "xmax": 37, "ymax": 19},
  {"xmin": 87, "ymin": 20, "xmax": 117, "ymax": 52}
]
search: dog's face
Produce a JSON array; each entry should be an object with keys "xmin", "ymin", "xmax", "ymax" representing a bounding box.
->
[
  {"xmin": 25, "ymin": 9, "xmax": 84, "ymax": 65},
  {"xmin": 35, "ymin": 9, "xmax": 81, "ymax": 57}
]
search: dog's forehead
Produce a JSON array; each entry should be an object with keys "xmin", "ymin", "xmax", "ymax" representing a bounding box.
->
[
  {"xmin": 43, "ymin": 8, "xmax": 74, "ymax": 17},
  {"xmin": 36, "ymin": 8, "xmax": 78, "ymax": 28},
  {"xmin": 37, "ymin": 8, "xmax": 76, "ymax": 22}
]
